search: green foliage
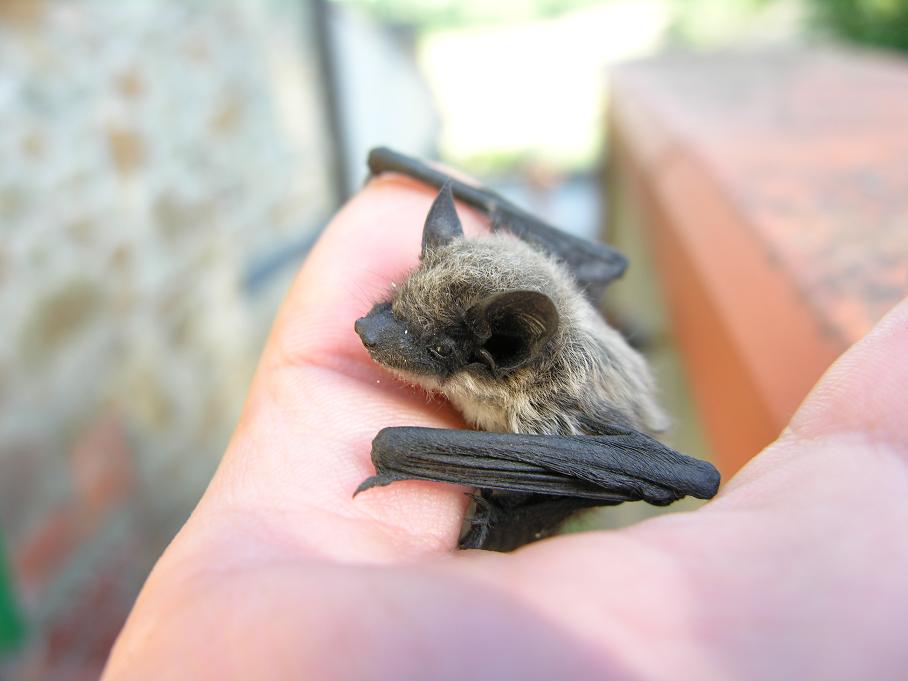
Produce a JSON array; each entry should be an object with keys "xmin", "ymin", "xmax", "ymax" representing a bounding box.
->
[
  {"xmin": 667, "ymin": 0, "xmax": 778, "ymax": 47},
  {"xmin": 335, "ymin": 0, "xmax": 908, "ymax": 52},
  {"xmin": 330, "ymin": 0, "xmax": 607, "ymax": 29},
  {"xmin": 0, "ymin": 536, "xmax": 25, "ymax": 655},
  {"xmin": 807, "ymin": 0, "xmax": 908, "ymax": 51}
]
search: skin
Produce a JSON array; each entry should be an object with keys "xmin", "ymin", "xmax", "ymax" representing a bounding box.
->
[{"xmin": 103, "ymin": 175, "xmax": 908, "ymax": 680}]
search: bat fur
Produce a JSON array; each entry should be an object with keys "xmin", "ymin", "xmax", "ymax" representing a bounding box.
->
[
  {"xmin": 354, "ymin": 151, "xmax": 720, "ymax": 551},
  {"xmin": 372, "ymin": 224, "xmax": 667, "ymax": 438}
]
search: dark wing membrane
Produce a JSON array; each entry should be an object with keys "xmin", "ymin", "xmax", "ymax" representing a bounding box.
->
[
  {"xmin": 356, "ymin": 426, "xmax": 720, "ymax": 506},
  {"xmin": 367, "ymin": 147, "xmax": 628, "ymax": 300}
]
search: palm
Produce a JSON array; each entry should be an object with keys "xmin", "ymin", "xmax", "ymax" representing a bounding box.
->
[{"xmin": 104, "ymin": 178, "xmax": 908, "ymax": 680}]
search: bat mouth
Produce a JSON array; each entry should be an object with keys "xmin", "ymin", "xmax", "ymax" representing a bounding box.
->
[
  {"xmin": 361, "ymin": 345, "xmax": 438, "ymax": 378},
  {"xmin": 388, "ymin": 367, "xmax": 442, "ymax": 392}
]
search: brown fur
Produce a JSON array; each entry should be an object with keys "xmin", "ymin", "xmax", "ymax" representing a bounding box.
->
[{"xmin": 386, "ymin": 232, "xmax": 668, "ymax": 436}]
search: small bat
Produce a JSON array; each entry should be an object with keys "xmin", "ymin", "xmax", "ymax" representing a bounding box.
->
[{"xmin": 354, "ymin": 148, "xmax": 720, "ymax": 552}]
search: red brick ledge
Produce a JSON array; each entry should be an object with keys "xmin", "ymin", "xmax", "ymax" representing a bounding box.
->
[{"xmin": 608, "ymin": 49, "xmax": 908, "ymax": 476}]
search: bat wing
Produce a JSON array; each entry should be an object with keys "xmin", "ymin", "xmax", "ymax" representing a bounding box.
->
[
  {"xmin": 356, "ymin": 426, "xmax": 720, "ymax": 551},
  {"xmin": 367, "ymin": 147, "xmax": 628, "ymax": 301},
  {"xmin": 355, "ymin": 426, "xmax": 720, "ymax": 506}
]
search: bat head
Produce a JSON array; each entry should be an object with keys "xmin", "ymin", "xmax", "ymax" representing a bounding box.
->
[
  {"xmin": 355, "ymin": 184, "xmax": 561, "ymax": 386},
  {"xmin": 356, "ymin": 182, "xmax": 669, "ymax": 434}
]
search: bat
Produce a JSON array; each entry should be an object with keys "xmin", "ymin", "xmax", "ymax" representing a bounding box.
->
[{"xmin": 353, "ymin": 147, "xmax": 720, "ymax": 552}]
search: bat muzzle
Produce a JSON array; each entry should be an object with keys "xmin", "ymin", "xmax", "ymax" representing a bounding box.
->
[{"xmin": 355, "ymin": 303, "xmax": 436, "ymax": 375}]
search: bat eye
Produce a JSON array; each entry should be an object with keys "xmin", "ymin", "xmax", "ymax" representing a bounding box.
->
[{"xmin": 429, "ymin": 344, "xmax": 451, "ymax": 360}]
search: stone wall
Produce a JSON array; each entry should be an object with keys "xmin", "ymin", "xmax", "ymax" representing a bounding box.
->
[{"xmin": 0, "ymin": 1, "xmax": 335, "ymax": 677}]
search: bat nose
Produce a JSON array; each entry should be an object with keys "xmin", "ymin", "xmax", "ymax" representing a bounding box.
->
[
  {"xmin": 355, "ymin": 302, "xmax": 400, "ymax": 350},
  {"xmin": 354, "ymin": 316, "xmax": 374, "ymax": 346}
]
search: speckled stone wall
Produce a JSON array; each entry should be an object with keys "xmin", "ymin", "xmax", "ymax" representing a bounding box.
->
[{"xmin": 0, "ymin": 1, "xmax": 335, "ymax": 677}]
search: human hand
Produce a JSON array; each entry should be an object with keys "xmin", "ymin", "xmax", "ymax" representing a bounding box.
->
[{"xmin": 103, "ymin": 176, "xmax": 908, "ymax": 680}]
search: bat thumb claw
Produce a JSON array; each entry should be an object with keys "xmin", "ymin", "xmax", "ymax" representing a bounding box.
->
[{"xmin": 352, "ymin": 472, "xmax": 404, "ymax": 497}]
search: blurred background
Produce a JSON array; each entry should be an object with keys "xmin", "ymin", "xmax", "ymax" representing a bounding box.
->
[{"xmin": 1, "ymin": 0, "xmax": 907, "ymax": 677}]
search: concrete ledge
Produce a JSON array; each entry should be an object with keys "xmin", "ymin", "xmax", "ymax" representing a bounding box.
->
[{"xmin": 609, "ymin": 49, "xmax": 908, "ymax": 476}]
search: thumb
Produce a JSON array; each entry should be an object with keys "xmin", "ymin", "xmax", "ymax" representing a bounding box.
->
[{"xmin": 719, "ymin": 296, "xmax": 908, "ymax": 505}]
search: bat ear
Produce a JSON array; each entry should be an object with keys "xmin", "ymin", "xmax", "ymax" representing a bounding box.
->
[
  {"xmin": 467, "ymin": 290, "xmax": 559, "ymax": 372},
  {"xmin": 422, "ymin": 183, "xmax": 463, "ymax": 256}
]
